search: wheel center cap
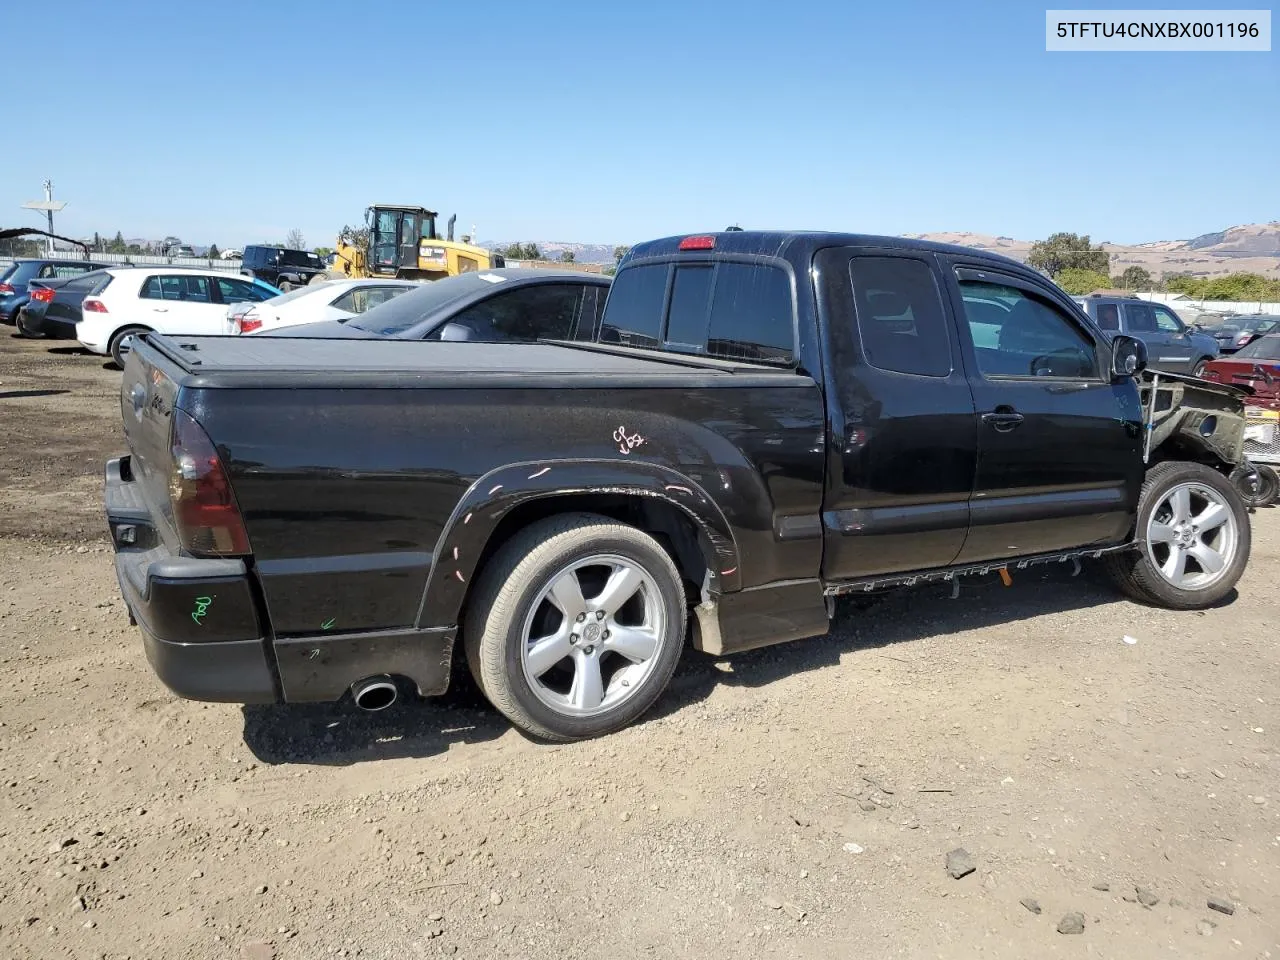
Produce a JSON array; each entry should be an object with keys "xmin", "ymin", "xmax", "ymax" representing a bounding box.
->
[{"xmin": 583, "ymin": 623, "xmax": 602, "ymax": 644}]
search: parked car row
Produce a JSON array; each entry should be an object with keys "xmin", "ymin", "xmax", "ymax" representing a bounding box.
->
[
  {"xmin": 8, "ymin": 256, "xmax": 612, "ymax": 366},
  {"xmin": 1, "ymin": 258, "xmax": 111, "ymax": 325}
]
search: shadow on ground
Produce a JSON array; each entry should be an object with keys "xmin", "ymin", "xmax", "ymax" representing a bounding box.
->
[
  {"xmin": 0, "ymin": 389, "xmax": 70, "ymax": 399},
  {"xmin": 242, "ymin": 563, "xmax": 1237, "ymax": 766}
]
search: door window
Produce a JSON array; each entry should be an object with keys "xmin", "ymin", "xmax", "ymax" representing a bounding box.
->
[
  {"xmin": 330, "ymin": 286, "xmax": 412, "ymax": 314},
  {"xmin": 1125, "ymin": 302, "xmax": 1158, "ymax": 333},
  {"xmin": 959, "ymin": 280, "xmax": 1097, "ymax": 379},
  {"xmin": 141, "ymin": 275, "xmax": 212, "ymax": 302},
  {"xmin": 1151, "ymin": 305, "xmax": 1185, "ymax": 333},
  {"xmin": 849, "ymin": 258, "xmax": 951, "ymax": 377},
  {"xmin": 215, "ymin": 276, "xmax": 272, "ymax": 303},
  {"xmin": 444, "ymin": 283, "xmax": 583, "ymax": 342},
  {"xmin": 573, "ymin": 285, "xmax": 606, "ymax": 340},
  {"xmin": 1094, "ymin": 302, "xmax": 1120, "ymax": 331}
]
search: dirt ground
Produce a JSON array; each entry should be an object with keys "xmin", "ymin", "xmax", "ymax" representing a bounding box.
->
[{"xmin": 0, "ymin": 330, "xmax": 1277, "ymax": 960}]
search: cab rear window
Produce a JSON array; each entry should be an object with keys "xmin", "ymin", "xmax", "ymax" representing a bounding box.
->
[{"xmin": 599, "ymin": 261, "xmax": 795, "ymax": 365}]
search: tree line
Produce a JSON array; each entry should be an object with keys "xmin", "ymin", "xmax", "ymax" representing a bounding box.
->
[{"xmin": 1027, "ymin": 232, "xmax": 1280, "ymax": 300}]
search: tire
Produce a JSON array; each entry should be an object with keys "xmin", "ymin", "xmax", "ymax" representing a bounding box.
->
[
  {"xmin": 1104, "ymin": 461, "xmax": 1250, "ymax": 610},
  {"xmin": 464, "ymin": 513, "xmax": 686, "ymax": 742},
  {"xmin": 308, "ymin": 272, "xmax": 333, "ymax": 286},
  {"xmin": 1243, "ymin": 464, "xmax": 1280, "ymax": 508},
  {"xmin": 15, "ymin": 310, "xmax": 40, "ymax": 338},
  {"xmin": 277, "ymin": 279, "xmax": 294, "ymax": 292},
  {"xmin": 108, "ymin": 326, "xmax": 150, "ymax": 369},
  {"xmin": 1192, "ymin": 359, "xmax": 1208, "ymax": 377}
]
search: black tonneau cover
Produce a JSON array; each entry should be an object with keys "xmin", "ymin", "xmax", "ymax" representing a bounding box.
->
[{"xmin": 142, "ymin": 335, "xmax": 810, "ymax": 390}]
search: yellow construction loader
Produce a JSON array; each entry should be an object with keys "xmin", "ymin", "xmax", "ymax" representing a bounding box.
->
[{"xmin": 314, "ymin": 204, "xmax": 504, "ymax": 284}]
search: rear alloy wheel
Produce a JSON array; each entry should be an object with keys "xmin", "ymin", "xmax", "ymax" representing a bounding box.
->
[
  {"xmin": 465, "ymin": 513, "xmax": 686, "ymax": 741},
  {"xmin": 109, "ymin": 326, "xmax": 150, "ymax": 369},
  {"xmin": 1105, "ymin": 461, "xmax": 1250, "ymax": 609}
]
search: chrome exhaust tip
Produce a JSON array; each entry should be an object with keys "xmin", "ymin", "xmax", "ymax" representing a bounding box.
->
[{"xmin": 350, "ymin": 675, "xmax": 398, "ymax": 712}]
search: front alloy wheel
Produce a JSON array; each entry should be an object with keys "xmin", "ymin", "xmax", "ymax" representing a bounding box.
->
[
  {"xmin": 1105, "ymin": 461, "xmax": 1250, "ymax": 609},
  {"xmin": 1144, "ymin": 482, "xmax": 1237, "ymax": 590}
]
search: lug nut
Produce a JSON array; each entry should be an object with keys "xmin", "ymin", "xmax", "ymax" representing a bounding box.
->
[
  {"xmin": 576, "ymin": 613, "xmax": 586, "ymax": 623},
  {"xmin": 596, "ymin": 611, "xmax": 605, "ymax": 620},
  {"xmin": 602, "ymin": 630, "xmax": 610, "ymax": 639},
  {"xmin": 570, "ymin": 634, "xmax": 579, "ymax": 644}
]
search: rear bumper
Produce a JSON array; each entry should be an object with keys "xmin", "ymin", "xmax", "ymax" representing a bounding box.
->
[
  {"xmin": 105, "ymin": 455, "xmax": 455, "ymax": 705},
  {"xmin": 18, "ymin": 309, "xmax": 74, "ymax": 339},
  {"xmin": 106, "ymin": 456, "xmax": 277, "ymax": 702}
]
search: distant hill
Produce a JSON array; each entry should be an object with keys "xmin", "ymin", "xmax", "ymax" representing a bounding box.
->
[
  {"xmin": 484, "ymin": 241, "xmax": 617, "ymax": 264},
  {"xmin": 489, "ymin": 223, "xmax": 1280, "ymax": 278},
  {"xmin": 906, "ymin": 222, "xmax": 1280, "ymax": 279}
]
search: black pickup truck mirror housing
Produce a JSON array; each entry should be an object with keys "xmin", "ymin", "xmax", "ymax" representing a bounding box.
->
[{"xmin": 1111, "ymin": 335, "xmax": 1148, "ymax": 380}]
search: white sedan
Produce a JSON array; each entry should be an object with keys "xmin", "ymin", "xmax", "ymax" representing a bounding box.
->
[{"xmin": 226, "ymin": 279, "xmax": 419, "ymax": 334}]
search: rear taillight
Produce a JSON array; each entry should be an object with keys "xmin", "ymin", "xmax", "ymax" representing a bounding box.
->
[
  {"xmin": 31, "ymin": 287, "xmax": 55, "ymax": 303},
  {"xmin": 169, "ymin": 410, "xmax": 250, "ymax": 556},
  {"xmin": 0, "ymin": 283, "xmax": 13, "ymax": 294},
  {"xmin": 82, "ymin": 298, "xmax": 108, "ymax": 313},
  {"xmin": 236, "ymin": 316, "xmax": 263, "ymax": 334}
]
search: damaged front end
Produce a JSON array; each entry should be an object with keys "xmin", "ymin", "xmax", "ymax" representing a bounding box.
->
[{"xmin": 1140, "ymin": 370, "xmax": 1251, "ymax": 468}]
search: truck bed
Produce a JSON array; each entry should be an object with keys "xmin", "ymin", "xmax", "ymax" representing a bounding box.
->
[{"xmin": 145, "ymin": 335, "xmax": 804, "ymax": 389}]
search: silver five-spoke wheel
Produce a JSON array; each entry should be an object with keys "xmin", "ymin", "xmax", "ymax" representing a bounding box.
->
[
  {"xmin": 520, "ymin": 554, "xmax": 666, "ymax": 717},
  {"xmin": 1145, "ymin": 481, "xmax": 1238, "ymax": 590},
  {"xmin": 465, "ymin": 513, "xmax": 686, "ymax": 741}
]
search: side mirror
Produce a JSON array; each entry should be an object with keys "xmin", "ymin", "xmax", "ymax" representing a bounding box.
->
[
  {"xmin": 436, "ymin": 321, "xmax": 475, "ymax": 342},
  {"xmin": 1111, "ymin": 335, "xmax": 1147, "ymax": 379}
]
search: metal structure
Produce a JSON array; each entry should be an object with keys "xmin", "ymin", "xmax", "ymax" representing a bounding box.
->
[{"xmin": 21, "ymin": 180, "xmax": 66, "ymax": 256}]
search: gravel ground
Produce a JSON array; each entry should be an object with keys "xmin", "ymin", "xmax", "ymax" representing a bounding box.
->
[{"xmin": 1, "ymin": 331, "xmax": 1277, "ymax": 959}]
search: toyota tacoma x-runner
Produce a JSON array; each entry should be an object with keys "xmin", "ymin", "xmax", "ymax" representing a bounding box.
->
[{"xmin": 104, "ymin": 230, "xmax": 1256, "ymax": 741}]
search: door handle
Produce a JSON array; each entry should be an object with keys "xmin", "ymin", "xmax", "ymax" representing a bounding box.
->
[
  {"xmin": 982, "ymin": 406, "xmax": 1024, "ymax": 432},
  {"xmin": 151, "ymin": 307, "xmax": 168, "ymax": 313}
]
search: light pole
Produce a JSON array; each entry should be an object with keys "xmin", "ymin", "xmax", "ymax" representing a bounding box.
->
[{"xmin": 21, "ymin": 180, "xmax": 68, "ymax": 257}]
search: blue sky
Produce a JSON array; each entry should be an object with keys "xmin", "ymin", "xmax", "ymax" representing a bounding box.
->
[{"xmin": 6, "ymin": 0, "xmax": 1276, "ymax": 247}]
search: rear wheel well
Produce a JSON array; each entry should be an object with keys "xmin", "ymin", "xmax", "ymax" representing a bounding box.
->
[{"xmin": 468, "ymin": 495, "xmax": 713, "ymax": 610}]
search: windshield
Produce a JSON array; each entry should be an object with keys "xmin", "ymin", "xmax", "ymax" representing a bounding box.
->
[
  {"xmin": 347, "ymin": 273, "xmax": 491, "ymax": 336},
  {"xmin": 1235, "ymin": 336, "xmax": 1280, "ymax": 361},
  {"xmin": 279, "ymin": 250, "xmax": 322, "ymax": 268}
]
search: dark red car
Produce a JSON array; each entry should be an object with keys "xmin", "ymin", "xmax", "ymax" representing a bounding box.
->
[{"xmin": 1202, "ymin": 333, "xmax": 1280, "ymax": 403}]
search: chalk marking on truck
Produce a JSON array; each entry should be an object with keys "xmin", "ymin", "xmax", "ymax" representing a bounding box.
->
[
  {"xmin": 613, "ymin": 426, "xmax": 646, "ymax": 455},
  {"xmin": 528, "ymin": 467, "xmax": 551, "ymax": 479},
  {"xmin": 452, "ymin": 546, "xmax": 459, "ymax": 560},
  {"xmin": 664, "ymin": 484, "xmax": 693, "ymax": 495},
  {"xmin": 190, "ymin": 595, "xmax": 213, "ymax": 625},
  {"xmin": 455, "ymin": 570, "xmax": 465, "ymax": 582},
  {"xmin": 488, "ymin": 484, "xmax": 503, "ymax": 495}
]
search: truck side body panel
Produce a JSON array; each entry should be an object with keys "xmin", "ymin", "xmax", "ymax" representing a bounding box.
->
[{"xmin": 183, "ymin": 379, "xmax": 826, "ymax": 638}]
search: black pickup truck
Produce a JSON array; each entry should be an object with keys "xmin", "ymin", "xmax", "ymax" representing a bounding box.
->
[{"xmin": 105, "ymin": 231, "xmax": 1254, "ymax": 741}]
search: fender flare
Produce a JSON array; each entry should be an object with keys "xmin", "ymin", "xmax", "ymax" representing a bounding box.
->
[{"xmin": 415, "ymin": 459, "xmax": 742, "ymax": 628}]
